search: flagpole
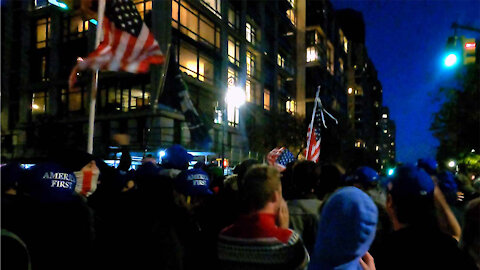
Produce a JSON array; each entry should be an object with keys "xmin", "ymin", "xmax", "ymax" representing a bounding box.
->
[
  {"xmin": 87, "ymin": 0, "xmax": 105, "ymax": 154},
  {"xmin": 144, "ymin": 43, "xmax": 171, "ymax": 155}
]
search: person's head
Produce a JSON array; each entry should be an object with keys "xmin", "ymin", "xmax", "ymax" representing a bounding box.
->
[
  {"xmin": 437, "ymin": 171, "xmax": 458, "ymax": 205},
  {"xmin": 460, "ymin": 198, "xmax": 480, "ymax": 267},
  {"xmin": 386, "ymin": 164, "xmax": 436, "ymax": 229},
  {"xmin": 162, "ymin": 144, "xmax": 193, "ymax": 170},
  {"xmin": 417, "ymin": 158, "xmax": 438, "ymax": 175},
  {"xmin": 292, "ymin": 160, "xmax": 320, "ymax": 198},
  {"xmin": 240, "ymin": 165, "xmax": 282, "ymax": 214},
  {"xmin": 1, "ymin": 163, "xmax": 24, "ymax": 195},
  {"xmin": 317, "ymin": 163, "xmax": 344, "ymax": 200},
  {"xmin": 174, "ymin": 168, "xmax": 213, "ymax": 211},
  {"xmin": 234, "ymin": 159, "xmax": 260, "ymax": 190},
  {"xmin": 311, "ymin": 187, "xmax": 378, "ymax": 269},
  {"xmin": 25, "ymin": 162, "xmax": 77, "ymax": 203},
  {"xmin": 118, "ymin": 151, "xmax": 131, "ymax": 172},
  {"xmin": 345, "ymin": 166, "xmax": 379, "ymax": 190}
]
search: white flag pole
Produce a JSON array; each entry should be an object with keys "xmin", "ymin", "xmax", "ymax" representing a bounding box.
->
[{"xmin": 87, "ymin": 0, "xmax": 106, "ymax": 154}]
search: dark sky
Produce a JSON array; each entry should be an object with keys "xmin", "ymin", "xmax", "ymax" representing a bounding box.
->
[{"xmin": 331, "ymin": 0, "xmax": 480, "ymax": 163}]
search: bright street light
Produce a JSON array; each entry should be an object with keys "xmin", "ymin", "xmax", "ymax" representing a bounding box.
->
[
  {"xmin": 444, "ymin": 53, "xmax": 458, "ymax": 67},
  {"xmin": 225, "ymin": 86, "xmax": 246, "ymax": 108},
  {"xmin": 448, "ymin": 160, "xmax": 456, "ymax": 168}
]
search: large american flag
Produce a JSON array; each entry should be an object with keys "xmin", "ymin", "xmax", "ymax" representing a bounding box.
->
[{"xmin": 73, "ymin": 0, "xmax": 163, "ymax": 77}]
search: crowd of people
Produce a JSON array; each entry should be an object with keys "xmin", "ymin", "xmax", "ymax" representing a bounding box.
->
[{"xmin": 2, "ymin": 144, "xmax": 480, "ymax": 270}]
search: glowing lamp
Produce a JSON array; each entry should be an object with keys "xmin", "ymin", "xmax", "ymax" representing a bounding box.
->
[
  {"xmin": 444, "ymin": 53, "xmax": 458, "ymax": 67},
  {"xmin": 465, "ymin": 42, "xmax": 476, "ymax": 50},
  {"xmin": 448, "ymin": 160, "xmax": 456, "ymax": 168}
]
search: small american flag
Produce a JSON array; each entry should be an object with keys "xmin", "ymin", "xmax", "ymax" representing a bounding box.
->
[
  {"xmin": 306, "ymin": 87, "xmax": 337, "ymax": 163},
  {"xmin": 267, "ymin": 147, "xmax": 296, "ymax": 171},
  {"xmin": 70, "ymin": 0, "xmax": 164, "ymax": 87}
]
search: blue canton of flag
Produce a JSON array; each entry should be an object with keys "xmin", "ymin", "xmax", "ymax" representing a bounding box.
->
[{"xmin": 277, "ymin": 149, "xmax": 296, "ymax": 168}]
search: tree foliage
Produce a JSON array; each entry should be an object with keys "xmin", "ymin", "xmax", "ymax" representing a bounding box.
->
[{"xmin": 431, "ymin": 64, "xmax": 480, "ymax": 170}]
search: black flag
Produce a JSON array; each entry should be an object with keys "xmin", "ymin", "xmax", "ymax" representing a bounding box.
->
[{"xmin": 160, "ymin": 46, "xmax": 213, "ymax": 150}]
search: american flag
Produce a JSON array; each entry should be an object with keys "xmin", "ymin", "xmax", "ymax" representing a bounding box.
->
[
  {"xmin": 306, "ymin": 100, "xmax": 322, "ymax": 162},
  {"xmin": 267, "ymin": 147, "xmax": 296, "ymax": 171},
  {"xmin": 71, "ymin": 0, "xmax": 164, "ymax": 85},
  {"xmin": 305, "ymin": 87, "xmax": 338, "ymax": 163}
]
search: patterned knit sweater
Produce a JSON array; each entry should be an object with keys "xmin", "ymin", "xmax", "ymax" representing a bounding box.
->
[{"xmin": 217, "ymin": 213, "xmax": 309, "ymax": 270}]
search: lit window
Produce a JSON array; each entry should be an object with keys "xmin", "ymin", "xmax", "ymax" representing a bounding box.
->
[
  {"xmin": 277, "ymin": 54, "xmax": 285, "ymax": 68},
  {"xmin": 338, "ymin": 58, "xmax": 344, "ymax": 72},
  {"xmin": 227, "ymin": 102, "xmax": 240, "ymax": 127},
  {"xmin": 264, "ymin": 89, "xmax": 270, "ymax": 110},
  {"xmin": 36, "ymin": 18, "xmax": 50, "ymax": 49},
  {"xmin": 246, "ymin": 80, "xmax": 252, "ymax": 102},
  {"xmin": 375, "ymin": 145, "xmax": 379, "ymax": 151},
  {"xmin": 375, "ymin": 121, "xmax": 378, "ymax": 126},
  {"xmin": 382, "ymin": 113, "xmax": 388, "ymax": 119},
  {"xmin": 228, "ymin": 67, "xmax": 238, "ymax": 87},
  {"xmin": 326, "ymin": 40, "xmax": 334, "ymax": 75},
  {"xmin": 228, "ymin": 36, "xmax": 240, "ymax": 65},
  {"xmin": 383, "ymin": 130, "xmax": 387, "ymax": 134},
  {"xmin": 134, "ymin": 0, "xmax": 152, "ymax": 19},
  {"xmin": 376, "ymin": 159, "xmax": 379, "ymax": 163},
  {"xmin": 391, "ymin": 142, "xmax": 395, "ymax": 146},
  {"xmin": 228, "ymin": 7, "xmax": 239, "ymax": 29},
  {"xmin": 201, "ymin": 0, "xmax": 221, "ymax": 17},
  {"xmin": 246, "ymin": 22, "xmax": 257, "ymax": 45},
  {"xmin": 306, "ymin": 47, "xmax": 318, "ymax": 62},
  {"xmin": 175, "ymin": 1, "xmax": 220, "ymax": 48},
  {"xmin": 247, "ymin": 51, "xmax": 256, "ymax": 77},
  {"xmin": 286, "ymin": 100, "xmax": 296, "ymax": 114},
  {"xmin": 355, "ymin": 141, "xmax": 361, "ymax": 148},
  {"xmin": 343, "ymin": 36, "xmax": 348, "ymax": 53},
  {"xmin": 32, "ymin": 92, "xmax": 47, "ymax": 115},
  {"xmin": 179, "ymin": 42, "xmax": 214, "ymax": 84}
]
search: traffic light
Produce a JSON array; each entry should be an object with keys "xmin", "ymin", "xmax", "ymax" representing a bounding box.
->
[
  {"xmin": 463, "ymin": 38, "xmax": 476, "ymax": 65},
  {"xmin": 387, "ymin": 168, "xmax": 395, "ymax": 176},
  {"xmin": 443, "ymin": 36, "xmax": 459, "ymax": 68}
]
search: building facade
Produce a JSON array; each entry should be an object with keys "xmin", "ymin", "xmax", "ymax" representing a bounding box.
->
[{"xmin": 1, "ymin": 0, "xmax": 305, "ymax": 165}]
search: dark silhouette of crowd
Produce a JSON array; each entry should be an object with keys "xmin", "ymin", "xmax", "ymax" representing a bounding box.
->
[{"xmin": 2, "ymin": 146, "xmax": 480, "ymax": 270}]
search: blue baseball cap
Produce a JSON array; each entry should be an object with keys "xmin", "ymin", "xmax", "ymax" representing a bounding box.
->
[
  {"xmin": 162, "ymin": 144, "xmax": 193, "ymax": 170},
  {"xmin": 345, "ymin": 166, "xmax": 379, "ymax": 186},
  {"xmin": 27, "ymin": 162, "xmax": 77, "ymax": 202},
  {"xmin": 417, "ymin": 158, "xmax": 438, "ymax": 175},
  {"xmin": 388, "ymin": 164, "xmax": 434, "ymax": 199},
  {"xmin": 175, "ymin": 168, "xmax": 213, "ymax": 196},
  {"xmin": 1, "ymin": 162, "xmax": 24, "ymax": 191}
]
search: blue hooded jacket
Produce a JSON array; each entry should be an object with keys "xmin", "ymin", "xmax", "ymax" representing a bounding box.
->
[{"xmin": 310, "ymin": 187, "xmax": 378, "ymax": 270}]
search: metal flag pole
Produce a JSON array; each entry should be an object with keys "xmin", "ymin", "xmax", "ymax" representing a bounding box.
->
[
  {"xmin": 87, "ymin": 0, "xmax": 106, "ymax": 154},
  {"xmin": 144, "ymin": 43, "xmax": 171, "ymax": 155}
]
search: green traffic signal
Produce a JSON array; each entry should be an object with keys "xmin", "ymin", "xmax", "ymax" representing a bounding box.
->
[
  {"xmin": 444, "ymin": 53, "xmax": 458, "ymax": 67},
  {"xmin": 387, "ymin": 168, "xmax": 395, "ymax": 176}
]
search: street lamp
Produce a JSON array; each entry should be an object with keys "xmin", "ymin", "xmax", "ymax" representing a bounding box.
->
[
  {"xmin": 444, "ymin": 53, "xmax": 458, "ymax": 67},
  {"xmin": 221, "ymin": 86, "xmax": 246, "ymax": 172},
  {"xmin": 448, "ymin": 160, "xmax": 456, "ymax": 168}
]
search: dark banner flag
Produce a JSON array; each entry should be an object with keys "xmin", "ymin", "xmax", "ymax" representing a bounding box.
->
[{"xmin": 160, "ymin": 46, "xmax": 213, "ymax": 150}]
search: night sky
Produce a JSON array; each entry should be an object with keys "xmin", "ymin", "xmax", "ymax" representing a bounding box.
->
[{"xmin": 331, "ymin": 0, "xmax": 480, "ymax": 163}]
